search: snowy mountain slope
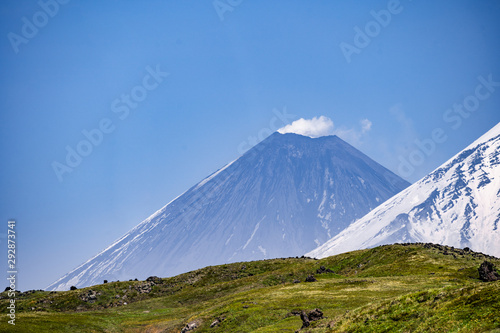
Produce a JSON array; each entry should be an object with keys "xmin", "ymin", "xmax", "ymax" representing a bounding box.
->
[
  {"xmin": 307, "ymin": 123, "xmax": 500, "ymax": 259},
  {"xmin": 47, "ymin": 132, "xmax": 410, "ymax": 291}
]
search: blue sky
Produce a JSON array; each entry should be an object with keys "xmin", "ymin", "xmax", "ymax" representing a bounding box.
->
[{"xmin": 1, "ymin": 0, "xmax": 499, "ymax": 291}]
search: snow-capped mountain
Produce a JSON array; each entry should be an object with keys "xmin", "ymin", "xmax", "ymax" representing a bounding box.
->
[
  {"xmin": 47, "ymin": 132, "xmax": 409, "ymax": 291},
  {"xmin": 307, "ymin": 123, "xmax": 500, "ymax": 259}
]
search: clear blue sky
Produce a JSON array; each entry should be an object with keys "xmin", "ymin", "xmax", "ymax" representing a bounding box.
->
[{"xmin": 1, "ymin": 0, "xmax": 499, "ymax": 291}]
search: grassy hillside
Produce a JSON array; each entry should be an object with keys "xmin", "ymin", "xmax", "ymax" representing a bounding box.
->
[{"xmin": 1, "ymin": 243, "xmax": 499, "ymax": 332}]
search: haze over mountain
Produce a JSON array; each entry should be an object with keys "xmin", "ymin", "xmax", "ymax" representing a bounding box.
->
[
  {"xmin": 308, "ymin": 123, "xmax": 500, "ymax": 259},
  {"xmin": 47, "ymin": 132, "xmax": 409, "ymax": 291}
]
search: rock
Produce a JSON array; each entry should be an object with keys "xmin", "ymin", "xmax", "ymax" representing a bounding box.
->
[
  {"xmin": 70, "ymin": 286, "xmax": 77, "ymax": 291},
  {"xmin": 181, "ymin": 321, "xmax": 199, "ymax": 332},
  {"xmin": 79, "ymin": 289, "xmax": 102, "ymax": 303},
  {"xmin": 293, "ymin": 279, "xmax": 301, "ymax": 283},
  {"xmin": 300, "ymin": 310, "xmax": 310, "ymax": 328},
  {"xmin": 210, "ymin": 317, "xmax": 224, "ymax": 328},
  {"xmin": 305, "ymin": 275, "xmax": 317, "ymax": 282},
  {"xmin": 135, "ymin": 282, "xmax": 154, "ymax": 294},
  {"xmin": 146, "ymin": 276, "xmax": 162, "ymax": 284},
  {"xmin": 316, "ymin": 266, "xmax": 334, "ymax": 274},
  {"xmin": 478, "ymin": 261, "xmax": 500, "ymax": 282},
  {"xmin": 299, "ymin": 308, "xmax": 324, "ymax": 329},
  {"xmin": 308, "ymin": 308, "xmax": 324, "ymax": 321}
]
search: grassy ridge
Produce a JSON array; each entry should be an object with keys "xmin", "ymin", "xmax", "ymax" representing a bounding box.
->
[{"xmin": 1, "ymin": 243, "xmax": 499, "ymax": 332}]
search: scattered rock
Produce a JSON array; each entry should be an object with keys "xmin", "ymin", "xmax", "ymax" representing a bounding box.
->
[
  {"xmin": 305, "ymin": 275, "xmax": 317, "ymax": 282},
  {"xmin": 316, "ymin": 266, "xmax": 334, "ymax": 274},
  {"xmin": 478, "ymin": 261, "xmax": 500, "ymax": 282},
  {"xmin": 181, "ymin": 321, "xmax": 199, "ymax": 333},
  {"xmin": 79, "ymin": 290, "xmax": 102, "ymax": 303},
  {"xmin": 299, "ymin": 308, "xmax": 324, "ymax": 329},
  {"xmin": 293, "ymin": 279, "xmax": 301, "ymax": 284},
  {"xmin": 134, "ymin": 281, "xmax": 156, "ymax": 294},
  {"xmin": 146, "ymin": 276, "xmax": 162, "ymax": 284},
  {"xmin": 210, "ymin": 317, "xmax": 224, "ymax": 328},
  {"xmin": 70, "ymin": 286, "xmax": 78, "ymax": 291},
  {"xmin": 300, "ymin": 310, "xmax": 310, "ymax": 328},
  {"xmin": 308, "ymin": 308, "xmax": 324, "ymax": 321}
]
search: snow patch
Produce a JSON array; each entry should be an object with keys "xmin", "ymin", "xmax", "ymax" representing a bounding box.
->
[{"xmin": 243, "ymin": 217, "xmax": 265, "ymax": 250}]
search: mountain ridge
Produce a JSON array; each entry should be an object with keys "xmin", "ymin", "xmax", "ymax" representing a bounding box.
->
[{"xmin": 308, "ymin": 123, "xmax": 500, "ymax": 259}]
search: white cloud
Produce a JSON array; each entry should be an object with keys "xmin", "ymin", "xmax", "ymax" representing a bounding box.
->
[
  {"xmin": 278, "ymin": 116, "xmax": 334, "ymax": 138},
  {"xmin": 361, "ymin": 118, "xmax": 372, "ymax": 133},
  {"xmin": 278, "ymin": 116, "xmax": 373, "ymax": 145}
]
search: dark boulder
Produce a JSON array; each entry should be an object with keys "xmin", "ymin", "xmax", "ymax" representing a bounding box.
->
[
  {"xmin": 300, "ymin": 310, "xmax": 310, "ymax": 328},
  {"xmin": 478, "ymin": 261, "xmax": 500, "ymax": 282},
  {"xmin": 316, "ymin": 266, "xmax": 335, "ymax": 274},
  {"xmin": 300, "ymin": 308, "xmax": 324, "ymax": 329},
  {"xmin": 305, "ymin": 275, "xmax": 317, "ymax": 282},
  {"xmin": 146, "ymin": 276, "xmax": 162, "ymax": 284},
  {"xmin": 308, "ymin": 308, "xmax": 324, "ymax": 321}
]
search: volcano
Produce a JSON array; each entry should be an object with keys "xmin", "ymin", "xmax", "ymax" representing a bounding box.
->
[{"xmin": 47, "ymin": 132, "xmax": 409, "ymax": 290}]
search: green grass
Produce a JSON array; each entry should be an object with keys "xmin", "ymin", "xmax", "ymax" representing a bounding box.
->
[{"xmin": 1, "ymin": 243, "xmax": 499, "ymax": 332}]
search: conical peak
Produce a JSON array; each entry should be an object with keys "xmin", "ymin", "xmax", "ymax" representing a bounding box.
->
[{"xmin": 251, "ymin": 132, "xmax": 347, "ymax": 153}]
